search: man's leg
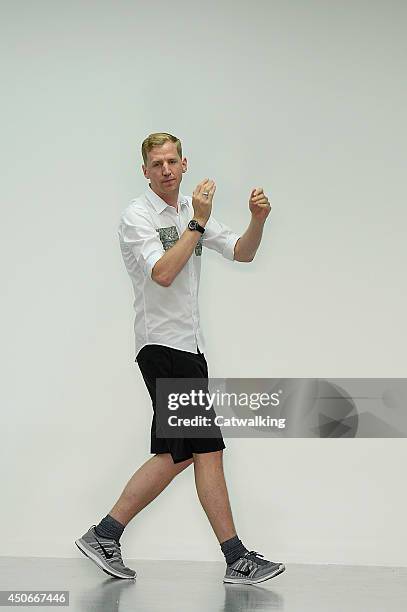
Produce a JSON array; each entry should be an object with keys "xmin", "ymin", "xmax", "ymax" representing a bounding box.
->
[
  {"xmin": 193, "ymin": 449, "xmax": 236, "ymax": 543},
  {"xmin": 75, "ymin": 453, "xmax": 193, "ymax": 579},
  {"xmin": 193, "ymin": 449, "xmax": 286, "ymax": 584},
  {"xmin": 108, "ymin": 453, "xmax": 193, "ymax": 526}
]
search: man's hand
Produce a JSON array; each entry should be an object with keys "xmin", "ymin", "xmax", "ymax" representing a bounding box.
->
[
  {"xmin": 249, "ymin": 187, "xmax": 271, "ymax": 223},
  {"xmin": 192, "ymin": 178, "xmax": 216, "ymax": 226}
]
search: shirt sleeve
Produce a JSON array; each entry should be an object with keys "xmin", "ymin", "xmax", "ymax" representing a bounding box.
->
[
  {"xmin": 118, "ymin": 206, "xmax": 164, "ymax": 278},
  {"xmin": 201, "ymin": 214, "xmax": 241, "ymax": 261}
]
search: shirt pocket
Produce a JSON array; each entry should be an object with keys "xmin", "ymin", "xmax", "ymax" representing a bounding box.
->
[{"xmin": 156, "ymin": 225, "xmax": 180, "ymax": 251}]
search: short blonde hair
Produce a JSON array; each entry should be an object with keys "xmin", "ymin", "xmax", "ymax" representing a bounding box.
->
[{"xmin": 141, "ymin": 132, "xmax": 183, "ymax": 165}]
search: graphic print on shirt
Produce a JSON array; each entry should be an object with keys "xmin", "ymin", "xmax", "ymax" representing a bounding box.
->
[
  {"xmin": 157, "ymin": 226, "xmax": 203, "ymax": 256},
  {"xmin": 195, "ymin": 236, "xmax": 203, "ymax": 256},
  {"xmin": 156, "ymin": 226, "xmax": 179, "ymax": 251}
]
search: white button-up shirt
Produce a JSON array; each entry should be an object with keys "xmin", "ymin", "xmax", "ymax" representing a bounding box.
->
[{"xmin": 118, "ymin": 184, "xmax": 240, "ymax": 358}]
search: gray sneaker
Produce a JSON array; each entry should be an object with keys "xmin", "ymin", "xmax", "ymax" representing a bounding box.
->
[
  {"xmin": 75, "ymin": 525, "xmax": 136, "ymax": 580},
  {"xmin": 223, "ymin": 550, "xmax": 285, "ymax": 585}
]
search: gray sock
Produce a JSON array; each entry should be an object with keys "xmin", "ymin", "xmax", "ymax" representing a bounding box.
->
[
  {"xmin": 94, "ymin": 514, "xmax": 125, "ymax": 543},
  {"xmin": 220, "ymin": 535, "xmax": 249, "ymax": 565}
]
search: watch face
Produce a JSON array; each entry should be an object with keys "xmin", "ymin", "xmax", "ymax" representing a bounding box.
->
[{"xmin": 189, "ymin": 220, "xmax": 197, "ymax": 230}]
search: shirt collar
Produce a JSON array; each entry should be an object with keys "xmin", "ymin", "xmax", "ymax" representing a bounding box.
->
[{"xmin": 145, "ymin": 183, "xmax": 189, "ymax": 214}]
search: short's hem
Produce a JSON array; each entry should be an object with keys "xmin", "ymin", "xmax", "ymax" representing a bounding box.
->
[
  {"xmin": 151, "ymin": 444, "xmax": 226, "ymax": 464},
  {"xmin": 150, "ymin": 450, "xmax": 192, "ymax": 464}
]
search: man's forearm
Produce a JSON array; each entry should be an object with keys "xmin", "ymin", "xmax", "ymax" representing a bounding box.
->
[
  {"xmin": 152, "ymin": 228, "xmax": 202, "ymax": 286},
  {"xmin": 234, "ymin": 217, "xmax": 265, "ymax": 262}
]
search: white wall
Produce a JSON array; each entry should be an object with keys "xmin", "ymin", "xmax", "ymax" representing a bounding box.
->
[{"xmin": 1, "ymin": 0, "xmax": 406, "ymax": 566}]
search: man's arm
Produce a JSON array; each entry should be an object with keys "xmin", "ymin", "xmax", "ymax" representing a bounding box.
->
[
  {"xmin": 153, "ymin": 178, "xmax": 214, "ymax": 286},
  {"xmin": 234, "ymin": 187, "xmax": 272, "ymax": 262},
  {"xmin": 234, "ymin": 217, "xmax": 265, "ymax": 262},
  {"xmin": 152, "ymin": 227, "xmax": 203, "ymax": 286}
]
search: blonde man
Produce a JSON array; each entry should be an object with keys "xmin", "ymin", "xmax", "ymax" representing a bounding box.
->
[{"xmin": 75, "ymin": 132, "xmax": 285, "ymax": 585}]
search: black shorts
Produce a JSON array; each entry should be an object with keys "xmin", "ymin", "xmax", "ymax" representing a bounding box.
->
[{"xmin": 136, "ymin": 344, "xmax": 225, "ymax": 464}]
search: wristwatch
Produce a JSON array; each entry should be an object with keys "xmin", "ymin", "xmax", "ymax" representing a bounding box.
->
[{"xmin": 188, "ymin": 219, "xmax": 205, "ymax": 234}]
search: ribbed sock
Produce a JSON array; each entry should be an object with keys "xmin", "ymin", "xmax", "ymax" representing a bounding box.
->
[
  {"xmin": 220, "ymin": 535, "xmax": 249, "ymax": 565},
  {"xmin": 94, "ymin": 514, "xmax": 125, "ymax": 543}
]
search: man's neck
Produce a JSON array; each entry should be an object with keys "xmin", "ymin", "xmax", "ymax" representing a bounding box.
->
[{"xmin": 149, "ymin": 183, "xmax": 179, "ymax": 210}]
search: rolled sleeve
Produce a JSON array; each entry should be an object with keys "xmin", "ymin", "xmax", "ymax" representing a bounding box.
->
[
  {"xmin": 144, "ymin": 250, "xmax": 163, "ymax": 278},
  {"xmin": 118, "ymin": 208, "xmax": 164, "ymax": 278},
  {"xmin": 202, "ymin": 215, "xmax": 240, "ymax": 261}
]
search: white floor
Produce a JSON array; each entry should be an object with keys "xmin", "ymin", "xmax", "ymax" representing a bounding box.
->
[{"xmin": 0, "ymin": 557, "xmax": 406, "ymax": 611}]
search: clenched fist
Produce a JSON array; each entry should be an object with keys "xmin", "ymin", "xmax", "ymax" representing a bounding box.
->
[{"xmin": 249, "ymin": 187, "xmax": 271, "ymax": 222}]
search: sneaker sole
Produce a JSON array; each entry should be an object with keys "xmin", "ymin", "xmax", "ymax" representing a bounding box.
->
[
  {"xmin": 75, "ymin": 538, "xmax": 136, "ymax": 580},
  {"xmin": 223, "ymin": 563, "xmax": 286, "ymax": 585}
]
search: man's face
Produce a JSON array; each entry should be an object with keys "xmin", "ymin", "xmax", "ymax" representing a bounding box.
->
[{"xmin": 142, "ymin": 142, "xmax": 187, "ymax": 196}]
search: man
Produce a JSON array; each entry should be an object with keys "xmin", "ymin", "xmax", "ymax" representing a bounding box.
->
[{"xmin": 75, "ymin": 132, "xmax": 285, "ymax": 585}]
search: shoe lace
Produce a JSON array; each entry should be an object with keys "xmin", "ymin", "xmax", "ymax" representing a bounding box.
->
[{"xmin": 244, "ymin": 550, "xmax": 268, "ymax": 566}]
